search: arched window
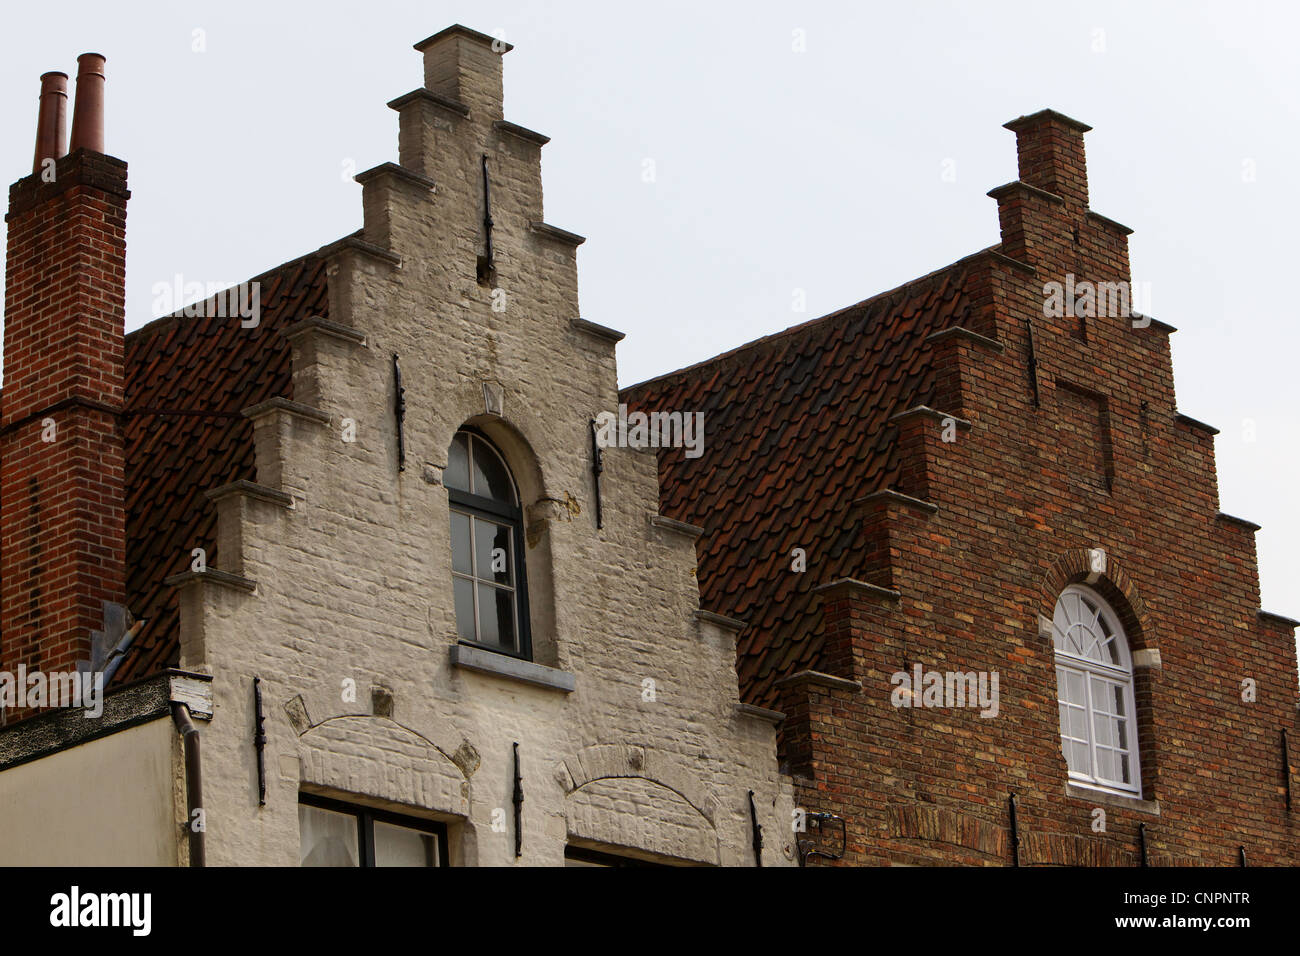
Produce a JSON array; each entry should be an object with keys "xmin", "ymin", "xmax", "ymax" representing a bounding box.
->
[
  {"xmin": 1050, "ymin": 584, "xmax": 1141, "ymax": 795},
  {"xmin": 446, "ymin": 430, "xmax": 531, "ymax": 659}
]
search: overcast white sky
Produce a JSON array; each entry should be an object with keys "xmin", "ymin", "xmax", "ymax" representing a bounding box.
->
[{"xmin": 1, "ymin": 1, "xmax": 1296, "ymax": 618}]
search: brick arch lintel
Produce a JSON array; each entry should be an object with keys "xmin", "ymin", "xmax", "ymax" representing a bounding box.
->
[
  {"xmin": 1041, "ymin": 548, "xmax": 1156, "ymax": 656},
  {"xmin": 555, "ymin": 744, "xmax": 717, "ymax": 827}
]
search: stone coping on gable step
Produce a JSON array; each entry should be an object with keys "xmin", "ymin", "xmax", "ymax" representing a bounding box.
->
[
  {"xmin": 1174, "ymin": 412, "xmax": 1219, "ymax": 436},
  {"xmin": 284, "ymin": 315, "xmax": 368, "ymax": 347},
  {"xmin": 570, "ymin": 317, "xmax": 626, "ymax": 344},
  {"xmin": 241, "ymin": 397, "xmax": 331, "ymax": 425},
  {"xmin": 814, "ymin": 578, "xmax": 902, "ymax": 603},
  {"xmin": 853, "ymin": 488, "xmax": 940, "ymax": 515},
  {"xmin": 649, "ymin": 514, "xmax": 705, "ymax": 539},
  {"xmin": 924, "ymin": 326, "xmax": 1005, "ymax": 352},
  {"xmin": 530, "ymin": 222, "xmax": 586, "ymax": 247},
  {"xmin": 387, "ymin": 87, "xmax": 470, "ymax": 118},
  {"xmin": 164, "ymin": 568, "xmax": 257, "ymax": 593},
  {"xmin": 736, "ymin": 702, "xmax": 786, "ymax": 725},
  {"xmin": 205, "ymin": 480, "xmax": 294, "ymax": 509},
  {"xmin": 1216, "ymin": 512, "xmax": 1261, "ymax": 533},
  {"xmin": 695, "ymin": 609, "xmax": 747, "ymax": 633},
  {"xmin": 772, "ymin": 670, "xmax": 862, "ymax": 693},
  {"xmin": 354, "ymin": 162, "xmax": 437, "ymax": 192},
  {"xmin": 494, "ymin": 120, "xmax": 550, "ymax": 146}
]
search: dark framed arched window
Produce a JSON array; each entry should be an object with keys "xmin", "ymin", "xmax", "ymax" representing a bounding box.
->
[{"xmin": 446, "ymin": 429, "xmax": 532, "ymax": 660}]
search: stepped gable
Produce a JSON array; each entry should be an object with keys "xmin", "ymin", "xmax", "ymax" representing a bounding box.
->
[{"xmin": 112, "ymin": 252, "xmax": 328, "ymax": 682}]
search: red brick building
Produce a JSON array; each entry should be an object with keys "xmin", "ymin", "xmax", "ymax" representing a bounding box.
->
[{"xmin": 626, "ymin": 110, "xmax": 1299, "ymax": 866}]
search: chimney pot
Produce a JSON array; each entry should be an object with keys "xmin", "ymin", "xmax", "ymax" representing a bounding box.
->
[
  {"xmin": 69, "ymin": 52, "xmax": 107, "ymax": 154},
  {"xmin": 32, "ymin": 71, "xmax": 69, "ymax": 174}
]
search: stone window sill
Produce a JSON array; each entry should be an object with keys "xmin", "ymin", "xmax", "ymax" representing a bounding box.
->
[
  {"xmin": 449, "ymin": 644, "xmax": 575, "ymax": 693},
  {"xmin": 1065, "ymin": 782, "xmax": 1160, "ymax": 815}
]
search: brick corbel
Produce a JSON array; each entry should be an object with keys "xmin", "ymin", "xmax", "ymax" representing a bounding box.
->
[
  {"xmin": 849, "ymin": 489, "xmax": 938, "ymax": 592},
  {"xmin": 925, "ymin": 324, "xmax": 1003, "ymax": 420},
  {"xmin": 815, "ymin": 578, "xmax": 901, "ymax": 684},
  {"xmin": 987, "ymin": 180, "xmax": 1066, "ymax": 269},
  {"xmin": 773, "ymin": 670, "xmax": 863, "ymax": 780},
  {"xmin": 888, "ymin": 405, "xmax": 972, "ymax": 502}
]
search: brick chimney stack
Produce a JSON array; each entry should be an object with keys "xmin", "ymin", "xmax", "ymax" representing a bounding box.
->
[{"xmin": 1, "ymin": 54, "xmax": 129, "ymax": 700}]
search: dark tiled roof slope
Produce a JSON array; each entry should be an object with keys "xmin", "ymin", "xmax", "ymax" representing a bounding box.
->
[
  {"xmin": 112, "ymin": 253, "xmax": 328, "ymax": 682},
  {"xmin": 622, "ymin": 254, "xmax": 981, "ymax": 708}
]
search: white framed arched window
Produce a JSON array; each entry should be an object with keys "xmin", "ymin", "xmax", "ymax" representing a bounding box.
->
[{"xmin": 1050, "ymin": 584, "xmax": 1141, "ymax": 796}]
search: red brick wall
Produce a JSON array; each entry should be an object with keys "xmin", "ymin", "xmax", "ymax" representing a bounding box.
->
[
  {"xmin": 655, "ymin": 111, "xmax": 1299, "ymax": 866},
  {"xmin": 0, "ymin": 150, "xmax": 129, "ymax": 691}
]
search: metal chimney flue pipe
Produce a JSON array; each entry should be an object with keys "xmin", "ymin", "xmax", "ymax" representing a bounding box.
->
[
  {"xmin": 32, "ymin": 71, "xmax": 69, "ymax": 174},
  {"xmin": 69, "ymin": 52, "xmax": 106, "ymax": 154}
]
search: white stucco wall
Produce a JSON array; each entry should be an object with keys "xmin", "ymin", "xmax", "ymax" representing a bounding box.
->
[{"xmin": 171, "ymin": 29, "xmax": 794, "ymax": 868}]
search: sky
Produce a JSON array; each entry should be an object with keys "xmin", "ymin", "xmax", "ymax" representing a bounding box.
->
[{"xmin": 0, "ymin": 0, "xmax": 1296, "ymax": 617}]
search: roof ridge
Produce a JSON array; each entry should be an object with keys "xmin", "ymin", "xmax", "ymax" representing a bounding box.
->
[{"xmin": 622, "ymin": 246, "xmax": 993, "ymax": 394}]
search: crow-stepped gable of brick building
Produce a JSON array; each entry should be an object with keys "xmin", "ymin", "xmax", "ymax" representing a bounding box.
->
[{"xmin": 626, "ymin": 110, "xmax": 1300, "ymax": 866}]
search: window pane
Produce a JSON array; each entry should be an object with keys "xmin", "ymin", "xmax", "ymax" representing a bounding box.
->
[
  {"xmin": 373, "ymin": 821, "xmax": 439, "ymax": 867},
  {"xmin": 470, "ymin": 437, "xmax": 516, "ymax": 504},
  {"xmin": 1090, "ymin": 677, "xmax": 1110, "ymax": 713},
  {"xmin": 454, "ymin": 576, "xmax": 477, "ymax": 643},
  {"xmin": 477, "ymin": 584, "xmax": 516, "ymax": 651},
  {"xmin": 1069, "ymin": 706, "xmax": 1087, "ymax": 740},
  {"xmin": 299, "ymin": 804, "xmax": 359, "ymax": 867},
  {"xmin": 445, "ymin": 433, "xmax": 471, "ymax": 492},
  {"xmin": 474, "ymin": 519, "xmax": 513, "ymax": 585},
  {"xmin": 1067, "ymin": 671, "xmax": 1085, "ymax": 705},
  {"xmin": 1093, "ymin": 711, "xmax": 1112, "ymax": 749},
  {"xmin": 1096, "ymin": 748, "xmax": 1115, "ymax": 782},
  {"xmin": 450, "ymin": 511, "xmax": 472, "ymax": 575},
  {"xmin": 1051, "ymin": 612, "xmax": 1067, "ymax": 652},
  {"xmin": 1070, "ymin": 741, "xmax": 1089, "ymax": 774},
  {"xmin": 1111, "ymin": 683, "xmax": 1127, "ymax": 716}
]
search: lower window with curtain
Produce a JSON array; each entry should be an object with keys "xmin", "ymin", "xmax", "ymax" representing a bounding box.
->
[{"xmin": 299, "ymin": 794, "xmax": 449, "ymax": 867}]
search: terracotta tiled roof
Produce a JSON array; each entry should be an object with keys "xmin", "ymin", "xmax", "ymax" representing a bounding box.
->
[
  {"xmin": 622, "ymin": 254, "xmax": 982, "ymax": 708},
  {"xmin": 112, "ymin": 252, "xmax": 328, "ymax": 683}
]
